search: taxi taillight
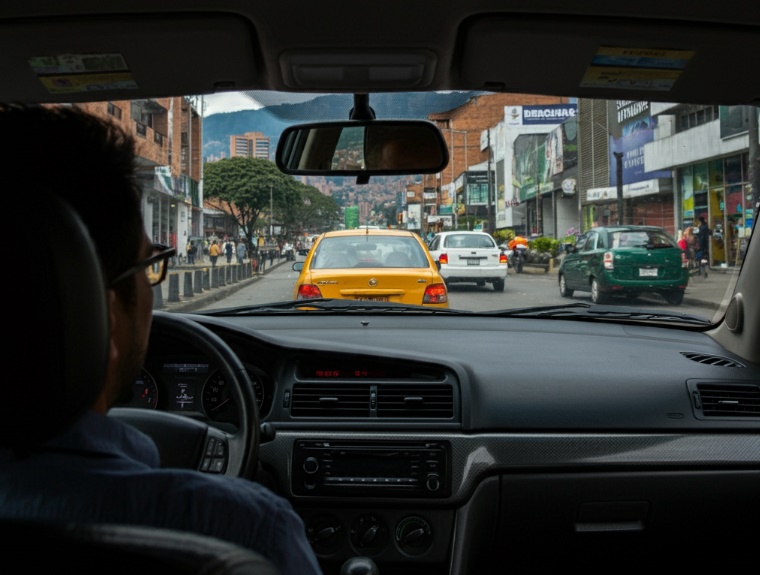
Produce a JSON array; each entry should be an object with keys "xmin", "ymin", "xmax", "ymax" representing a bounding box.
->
[
  {"xmin": 438, "ymin": 253, "xmax": 449, "ymax": 265},
  {"xmin": 423, "ymin": 283, "xmax": 448, "ymax": 304},
  {"xmin": 297, "ymin": 284, "xmax": 322, "ymax": 299}
]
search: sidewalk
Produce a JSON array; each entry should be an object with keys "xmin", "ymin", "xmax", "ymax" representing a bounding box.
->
[
  {"xmin": 154, "ymin": 255, "xmax": 291, "ymax": 313},
  {"xmin": 520, "ymin": 261, "xmax": 736, "ymax": 308}
]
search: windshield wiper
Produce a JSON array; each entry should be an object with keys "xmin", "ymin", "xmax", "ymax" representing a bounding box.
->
[
  {"xmin": 199, "ymin": 298, "xmax": 462, "ymax": 315},
  {"xmin": 482, "ymin": 303, "xmax": 711, "ymax": 325}
]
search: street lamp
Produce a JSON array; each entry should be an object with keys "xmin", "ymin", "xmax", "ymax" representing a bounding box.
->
[{"xmin": 448, "ymin": 128, "xmax": 469, "ymax": 230}]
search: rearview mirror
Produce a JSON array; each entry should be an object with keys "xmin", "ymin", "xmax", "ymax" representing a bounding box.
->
[{"xmin": 275, "ymin": 120, "xmax": 449, "ymax": 176}]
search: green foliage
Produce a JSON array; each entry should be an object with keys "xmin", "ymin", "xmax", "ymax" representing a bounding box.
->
[
  {"xmin": 529, "ymin": 236, "xmax": 560, "ymax": 256},
  {"xmin": 561, "ymin": 235, "xmax": 578, "ymax": 245},
  {"xmin": 493, "ymin": 229, "xmax": 515, "ymax": 243},
  {"xmin": 203, "ymin": 157, "xmax": 300, "ymax": 241},
  {"xmin": 284, "ymin": 183, "xmax": 341, "ymax": 236}
]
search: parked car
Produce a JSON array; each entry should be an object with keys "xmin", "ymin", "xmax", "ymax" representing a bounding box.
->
[
  {"xmin": 427, "ymin": 231, "xmax": 508, "ymax": 291},
  {"xmin": 292, "ymin": 228, "xmax": 449, "ymax": 307},
  {"xmin": 558, "ymin": 226, "xmax": 690, "ymax": 305},
  {"xmin": 3, "ymin": 1, "xmax": 759, "ymax": 574}
]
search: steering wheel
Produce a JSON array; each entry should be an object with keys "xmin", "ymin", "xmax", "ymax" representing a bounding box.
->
[{"xmin": 109, "ymin": 311, "xmax": 259, "ymax": 477}]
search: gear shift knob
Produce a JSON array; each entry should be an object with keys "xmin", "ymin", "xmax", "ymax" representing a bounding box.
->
[{"xmin": 340, "ymin": 556, "xmax": 380, "ymax": 575}]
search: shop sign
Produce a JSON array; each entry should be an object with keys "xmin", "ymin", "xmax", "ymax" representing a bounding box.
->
[{"xmin": 561, "ymin": 178, "xmax": 576, "ymax": 196}]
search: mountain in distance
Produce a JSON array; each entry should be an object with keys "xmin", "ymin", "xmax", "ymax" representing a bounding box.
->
[{"xmin": 202, "ymin": 91, "xmax": 482, "ymax": 161}]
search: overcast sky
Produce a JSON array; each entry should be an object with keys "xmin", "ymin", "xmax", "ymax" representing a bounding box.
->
[
  {"xmin": 201, "ymin": 91, "xmax": 326, "ymax": 116},
  {"xmin": 201, "ymin": 92, "xmax": 261, "ymax": 115}
]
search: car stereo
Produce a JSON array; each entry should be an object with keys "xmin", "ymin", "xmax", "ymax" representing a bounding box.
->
[{"xmin": 292, "ymin": 439, "xmax": 450, "ymax": 498}]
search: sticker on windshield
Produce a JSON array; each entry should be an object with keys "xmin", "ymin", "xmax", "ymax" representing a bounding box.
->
[
  {"xmin": 581, "ymin": 47, "xmax": 694, "ymax": 91},
  {"xmin": 29, "ymin": 54, "xmax": 138, "ymax": 93}
]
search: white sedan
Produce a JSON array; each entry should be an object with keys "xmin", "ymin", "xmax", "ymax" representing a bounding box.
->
[{"xmin": 427, "ymin": 231, "xmax": 508, "ymax": 291}]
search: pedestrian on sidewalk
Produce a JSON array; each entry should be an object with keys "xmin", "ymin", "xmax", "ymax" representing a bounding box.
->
[
  {"xmin": 209, "ymin": 240, "xmax": 221, "ymax": 266},
  {"xmin": 684, "ymin": 227, "xmax": 697, "ymax": 269},
  {"xmin": 224, "ymin": 240, "xmax": 234, "ymax": 264},
  {"xmin": 696, "ymin": 216, "xmax": 712, "ymax": 274},
  {"xmin": 236, "ymin": 240, "xmax": 247, "ymax": 264},
  {"xmin": 186, "ymin": 240, "xmax": 196, "ymax": 265}
]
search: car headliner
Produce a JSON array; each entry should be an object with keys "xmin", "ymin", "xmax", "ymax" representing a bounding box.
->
[{"xmin": 1, "ymin": 1, "xmax": 758, "ymax": 106}]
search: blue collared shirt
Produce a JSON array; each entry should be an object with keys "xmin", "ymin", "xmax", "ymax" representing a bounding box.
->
[{"xmin": 0, "ymin": 411, "xmax": 322, "ymax": 575}]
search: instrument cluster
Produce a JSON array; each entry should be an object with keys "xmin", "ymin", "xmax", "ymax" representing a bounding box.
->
[{"xmin": 117, "ymin": 356, "xmax": 269, "ymax": 427}]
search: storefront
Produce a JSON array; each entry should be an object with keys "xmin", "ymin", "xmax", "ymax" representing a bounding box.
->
[{"xmin": 679, "ymin": 153, "xmax": 753, "ymax": 267}]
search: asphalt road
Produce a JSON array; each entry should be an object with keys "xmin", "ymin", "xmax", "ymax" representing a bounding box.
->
[{"xmin": 157, "ymin": 257, "xmax": 734, "ymax": 322}]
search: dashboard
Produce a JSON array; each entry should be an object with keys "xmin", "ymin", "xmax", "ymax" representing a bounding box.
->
[{"xmin": 120, "ymin": 310, "xmax": 760, "ymax": 573}]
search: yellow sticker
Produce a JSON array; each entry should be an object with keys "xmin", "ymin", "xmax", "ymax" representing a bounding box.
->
[{"xmin": 38, "ymin": 72, "xmax": 138, "ymax": 94}]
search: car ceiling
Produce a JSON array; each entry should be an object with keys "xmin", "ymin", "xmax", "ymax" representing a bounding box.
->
[{"xmin": 1, "ymin": 1, "xmax": 759, "ymax": 106}]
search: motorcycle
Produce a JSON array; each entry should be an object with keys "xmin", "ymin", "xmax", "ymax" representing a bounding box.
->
[{"xmin": 507, "ymin": 244, "xmax": 528, "ymax": 273}]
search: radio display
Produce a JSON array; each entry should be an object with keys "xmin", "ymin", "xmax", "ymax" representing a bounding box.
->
[{"xmin": 330, "ymin": 452, "xmax": 405, "ymax": 478}]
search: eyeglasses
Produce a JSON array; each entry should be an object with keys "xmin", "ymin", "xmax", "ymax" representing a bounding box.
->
[{"xmin": 110, "ymin": 243, "xmax": 176, "ymax": 287}]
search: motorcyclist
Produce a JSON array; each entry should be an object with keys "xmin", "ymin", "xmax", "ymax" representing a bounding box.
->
[{"xmin": 507, "ymin": 236, "xmax": 529, "ymax": 273}]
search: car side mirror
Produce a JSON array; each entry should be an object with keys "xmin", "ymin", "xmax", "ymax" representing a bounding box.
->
[
  {"xmin": 293, "ymin": 262, "xmax": 304, "ymax": 272},
  {"xmin": 564, "ymin": 244, "xmax": 576, "ymax": 253}
]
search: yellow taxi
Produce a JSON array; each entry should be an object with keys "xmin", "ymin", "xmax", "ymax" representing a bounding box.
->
[{"xmin": 292, "ymin": 228, "xmax": 449, "ymax": 307}]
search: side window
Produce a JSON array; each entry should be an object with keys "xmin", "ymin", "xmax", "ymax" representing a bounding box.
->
[
  {"xmin": 583, "ymin": 232, "xmax": 598, "ymax": 252},
  {"xmin": 574, "ymin": 234, "xmax": 588, "ymax": 251},
  {"xmin": 429, "ymin": 237, "xmax": 439, "ymax": 250}
]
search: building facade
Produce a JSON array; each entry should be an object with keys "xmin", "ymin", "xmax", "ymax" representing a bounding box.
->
[{"xmin": 77, "ymin": 97, "xmax": 203, "ymax": 258}]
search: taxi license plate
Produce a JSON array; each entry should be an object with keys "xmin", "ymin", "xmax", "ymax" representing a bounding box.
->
[
  {"xmin": 354, "ymin": 296, "xmax": 389, "ymax": 301},
  {"xmin": 639, "ymin": 268, "xmax": 658, "ymax": 277},
  {"xmin": 466, "ymin": 258, "xmax": 480, "ymax": 266}
]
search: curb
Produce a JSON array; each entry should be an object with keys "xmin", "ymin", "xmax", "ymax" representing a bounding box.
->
[{"xmin": 154, "ymin": 258, "xmax": 290, "ymax": 313}]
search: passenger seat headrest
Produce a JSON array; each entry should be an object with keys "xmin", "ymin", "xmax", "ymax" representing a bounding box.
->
[{"xmin": 2, "ymin": 193, "xmax": 109, "ymax": 448}]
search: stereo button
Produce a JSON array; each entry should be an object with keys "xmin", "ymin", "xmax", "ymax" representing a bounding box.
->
[{"xmin": 303, "ymin": 456, "xmax": 319, "ymax": 474}]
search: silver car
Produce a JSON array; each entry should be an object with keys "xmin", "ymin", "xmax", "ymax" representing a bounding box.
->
[{"xmin": 427, "ymin": 231, "xmax": 508, "ymax": 291}]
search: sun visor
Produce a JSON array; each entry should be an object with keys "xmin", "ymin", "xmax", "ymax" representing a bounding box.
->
[
  {"xmin": 458, "ymin": 15, "xmax": 760, "ymax": 105},
  {"xmin": 280, "ymin": 50, "xmax": 437, "ymax": 91},
  {"xmin": 0, "ymin": 14, "xmax": 260, "ymax": 103}
]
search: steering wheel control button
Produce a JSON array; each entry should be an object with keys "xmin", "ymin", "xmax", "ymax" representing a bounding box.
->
[{"xmin": 202, "ymin": 437, "xmax": 228, "ymax": 474}]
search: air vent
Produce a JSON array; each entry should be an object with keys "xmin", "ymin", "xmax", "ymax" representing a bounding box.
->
[
  {"xmin": 376, "ymin": 384, "xmax": 453, "ymax": 418},
  {"xmin": 291, "ymin": 384, "xmax": 369, "ymax": 417},
  {"xmin": 681, "ymin": 352, "xmax": 745, "ymax": 368},
  {"xmin": 694, "ymin": 382, "xmax": 760, "ymax": 418}
]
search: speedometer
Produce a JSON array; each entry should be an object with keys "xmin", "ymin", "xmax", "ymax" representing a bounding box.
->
[{"xmin": 202, "ymin": 368, "xmax": 264, "ymax": 423}]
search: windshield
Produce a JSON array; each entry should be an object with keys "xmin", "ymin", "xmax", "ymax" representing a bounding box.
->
[{"xmin": 75, "ymin": 91, "xmax": 754, "ymax": 324}]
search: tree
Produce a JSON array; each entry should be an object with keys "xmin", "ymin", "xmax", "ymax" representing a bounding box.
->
[
  {"xmin": 282, "ymin": 183, "xmax": 341, "ymax": 236},
  {"xmin": 203, "ymin": 157, "xmax": 299, "ymax": 249}
]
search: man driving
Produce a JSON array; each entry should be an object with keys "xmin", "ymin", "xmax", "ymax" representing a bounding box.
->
[{"xmin": 0, "ymin": 104, "xmax": 322, "ymax": 575}]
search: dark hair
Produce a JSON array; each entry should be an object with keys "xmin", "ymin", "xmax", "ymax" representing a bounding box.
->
[{"xmin": 0, "ymin": 104, "xmax": 144, "ymax": 301}]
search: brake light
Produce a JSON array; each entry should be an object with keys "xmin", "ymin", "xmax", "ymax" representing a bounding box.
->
[
  {"xmin": 438, "ymin": 253, "xmax": 448, "ymax": 265},
  {"xmin": 499, "ymin": 252, "xmax": 508, "ymax": 264},
  {"xmin": 603, "ymin": 251, "xmax": 614, "ymax": 270},
  {"xmin": 423, "ymin": 283, "xmax": 448, "ymax": 304},
  {"xmin": 297, "ymin": 284, "xmax": 322, "ymax": 299}
]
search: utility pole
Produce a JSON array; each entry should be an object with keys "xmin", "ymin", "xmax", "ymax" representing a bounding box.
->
[
  {"xmin": 269, "ymin": 184, "xmax": 273, "ymax": 239},
  {"xmin": 487, "ymin": 129, "xmax": 494, "ymax": 233},
  {"xmin": 613, "ymin": 151, "xmax": 624, "ymax": 225}
]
